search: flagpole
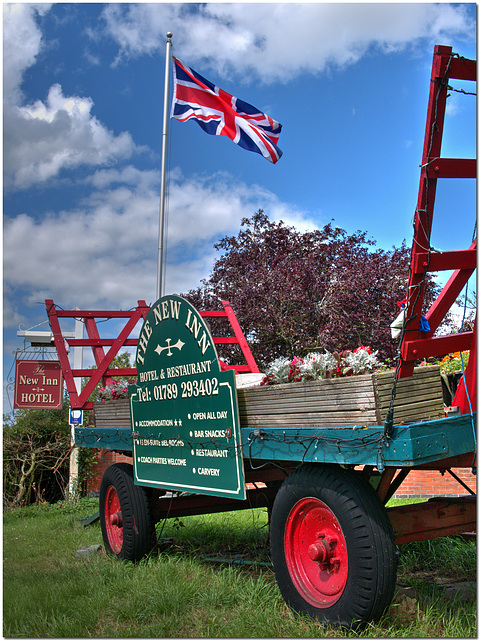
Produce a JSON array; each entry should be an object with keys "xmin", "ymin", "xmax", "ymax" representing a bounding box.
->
[{"xmin": 157, "ymin": 32, "xmax": 173, "ymax": 300}]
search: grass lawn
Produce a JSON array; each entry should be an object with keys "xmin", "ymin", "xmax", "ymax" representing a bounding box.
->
[{"xmin": 3, "ymin": 498, "xmax": 476, "ymax": 637}]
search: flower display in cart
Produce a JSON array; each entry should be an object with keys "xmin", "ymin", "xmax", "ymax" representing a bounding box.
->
[
  {"xmin": 261, "ymin": 346, "xmax": 383, "ymax": 385},
  {"xmin": 342, "ymin": 346, "xmax": 383, "ymax": 375},
  {"xmin": 261, "ymin": 356, "xmax": 291, "ymax": 385},
  {"xmin": 439, "ymin": 351, "xmax": 470, "ymax": 375},
  {"xmin": 98, "ymin": 379, "xmax": 136, "ymax": 401},
  {"xmin": 298, "ymin": 352, "xmax": 338, "ymax": 380}
]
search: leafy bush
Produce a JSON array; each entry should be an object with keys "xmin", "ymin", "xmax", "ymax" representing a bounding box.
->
[
  {"xmin": 3, "ymin": 403, "xmax": 71, "ymax": 507},
  {"xmin": 3, "ymin": 399, "xmax": 96, "ymax": 507}
]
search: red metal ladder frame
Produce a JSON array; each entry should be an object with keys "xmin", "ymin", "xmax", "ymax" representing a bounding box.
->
[
  {"xmin": 398, "ymin": 45, "xmax": 476, "ymax": 412},
  {"xmin": 46, "ymin": 299, "xmax": 259, "ymax": 410}
]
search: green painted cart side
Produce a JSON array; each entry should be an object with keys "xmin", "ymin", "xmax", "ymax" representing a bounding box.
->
[{"xmin": 75, "ymin": 412, "xmax": 476, "ymax": 470}]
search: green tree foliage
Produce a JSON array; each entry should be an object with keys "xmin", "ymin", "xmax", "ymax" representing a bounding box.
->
[
  {"xmin": 3, "ymin": 401, "xmax": 71, "ymax": 507},
  {"xmin": 4, "ymin": 353, "xmax": 135, "ymax": 507},
  {"xmin": 184, "ymin": 210, "xmax": 439, "ymax": 369}
]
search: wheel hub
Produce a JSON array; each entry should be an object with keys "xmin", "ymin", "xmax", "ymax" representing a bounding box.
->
[
  {"xmin": 110, "ymin": 512, "xmax": 123, "ymax": 527},
  {"xmin": 104, "ymin": 485, "xmax": 123, "ymax": 554},
  {"xmin": 284, "ymin": 497, "xmax": 348, "ymax": 607},
  {"xmin": 307, "ymin": 535, "xmax": 339, "ymax": 568}
]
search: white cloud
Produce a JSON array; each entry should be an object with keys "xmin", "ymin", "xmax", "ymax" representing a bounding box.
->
[
  {"xmin": 5, "ymin": 84, "xmax": 139, "ymax": 190},
  {"xmin": 2, "ymin": 3, "xmax": 51, "ymax": 105},
  {"xmin": 100, "ymin": 3, "xmax": 474, "ymax": 82},
  {"xmin": 3, "ymin": 3, "xmax": 473, "ymax": 191},
  {"xmin": 3, "ymin": 5, "xmax": 141, "ymax": 191},
  {"xmin": 2, "ymin": 286, "xmax": 31, "ymax": 332},
  {"xmin": 3, "ymin": 168, "xmax": 317, "ymax": 326}
]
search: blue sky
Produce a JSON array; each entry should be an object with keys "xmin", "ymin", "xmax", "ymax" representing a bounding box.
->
[{"xmin": 3, "ymin": 3, "xmax": 476, "ymax": 412}]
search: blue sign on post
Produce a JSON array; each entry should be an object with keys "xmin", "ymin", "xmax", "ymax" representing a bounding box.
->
[
  {"xmin": 130, "ymin": 295, "xmax": 246, "ymax": 500},
  {"xmin": 69, "ymin": 409, "xmax": 83, "ymax": 426}
]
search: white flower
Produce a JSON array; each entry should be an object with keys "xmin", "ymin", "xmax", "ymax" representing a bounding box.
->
[
  {"xmin": 265, "ymin": 356, "xmax": 291, "ymax": 383},
  {"xmin": 343, "ymin": 347, "xmax": 382, "ymax": 375},
  {"xmin": 298, "ymin": 351, "xmax": 336, "ymax": 380}
]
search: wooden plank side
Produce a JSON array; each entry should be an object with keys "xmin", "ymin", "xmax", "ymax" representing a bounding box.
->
[
  {"xmin": 237, "ymin": 375, "xmax": 377, "ymax": 428},
  {"xmin": 237, "ymin": 399, "xmax": 377, "ymax": 415},
  {"xmin": 385, "ymin": 405, "xmax": 445, "ymax": 424},
  {"xmin": 237, "ymin": 413, "xmax": 379, "ymax": 427},
  {"xmin": 388, "ymin": 497, "xmax": 476, "ymax": 545},
  {"xmin": 373, "ymin": 366, "xmax": 444, "ymax": 423},
  {"xmin": 374, "ymin": 365, "xmax": 443, "ymax": 390},
  {"xmin": 237, "ymin": 391, "xmax": 376, "ymax": 410},
  {"xmin": 240, "ymin": 374, "xmax": 374, "ymax": 395},
  {"xmin": 238, "ymin": 366, "xmax": 444, "ymax": 428},
  {"xmin": 376, "ymin": 392, "xmax": 443, "ymax": 409},
  {"xmin": 375, "ymin": 381, "xmax": 443, "ymax": 398},
  {"xmin": 237, "ymin": 382, "xmax": 375, "ymax": 398},
  {"xmin": 92, "ymin": 365, "xmax": 445, "ymax": 431},
  {"xmin": 374, "ymin": 365, "xmax": 441, "ymax": 383},
  {"xmin": 93, "ymin": 400, "xmax": 130, "ymax": 428},
  {"xmin": 237, "ymin": 391, "xmax": 376, "ymax": 407}
]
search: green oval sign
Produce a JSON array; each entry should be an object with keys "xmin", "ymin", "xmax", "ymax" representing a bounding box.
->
[{"xmin": 130, "ymin": 295, "xmax": 245, "ymax": 499}]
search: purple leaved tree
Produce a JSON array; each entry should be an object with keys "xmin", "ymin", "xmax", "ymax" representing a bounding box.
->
[{"xmin": 183, "ymin": 210, "xmax": 438, "ymax": 369}]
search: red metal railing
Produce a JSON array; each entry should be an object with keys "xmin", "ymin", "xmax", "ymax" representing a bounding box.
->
[
  {"xmin": 398, "ymin": 45, "xmax": 476, "ymax": 413},
  {"xmin": 46, "ymin": 299, "xmax": 259, "ymax": 410}
]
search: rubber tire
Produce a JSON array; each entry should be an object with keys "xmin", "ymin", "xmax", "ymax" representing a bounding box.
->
[
  {"xmin": 270, "ymin": 464, "xmax": 397, "ymax": 629},
  {"xmin": 99, "ymin": 463, "xmax": 155, "ymax": 561}
]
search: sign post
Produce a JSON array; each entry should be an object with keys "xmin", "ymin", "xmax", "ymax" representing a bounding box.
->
[
  {"xmin": 14, "ymin": 360, "xmax": 63, "ymax": 409},
  {"xmin": 130, "ymin": 295, "xmax": 246, "ymax": 499}
]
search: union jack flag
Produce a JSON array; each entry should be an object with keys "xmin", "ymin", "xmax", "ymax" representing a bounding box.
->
[{"xmin": 171, "ymin": 57, "xmax": 282, "ymax": 164}]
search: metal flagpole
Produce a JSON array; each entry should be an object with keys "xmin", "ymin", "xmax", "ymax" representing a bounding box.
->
[{"xmin": 157, "ymin": 32, "xmax": 173, "ymax": 300}]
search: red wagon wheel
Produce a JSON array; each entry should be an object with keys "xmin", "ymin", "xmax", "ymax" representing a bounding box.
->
[
  {"xmin": 99, "ymin": 463, "xmax": 155, "ymax": 561},
  {"xmin": 103, "ymin": 483, "xmax": 123, "ymax": 554},
  {"xmin": 270, "ymin": 464, "xmax": 397, "ymax": 629},
  {"xmin": 284, "ymin": 497, "xmax": 349, "ymax": 608}
]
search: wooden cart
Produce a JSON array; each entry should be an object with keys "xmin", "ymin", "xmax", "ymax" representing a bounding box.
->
[{"xmin": 43, "ymin": 45, "xmax": 476, "ymax": 629}]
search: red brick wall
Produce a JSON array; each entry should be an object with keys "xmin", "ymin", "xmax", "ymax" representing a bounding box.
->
[
  {"xmin": 392, "ymin": 467, "xmax": 476, "ymax": 498},
  {"xmin": 86, "ymin": 450, "xmax": 133, "ymax": 495},
  {"xmin": 86, "ymin": 452, "xmax": 476, "ymax": 498}
]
